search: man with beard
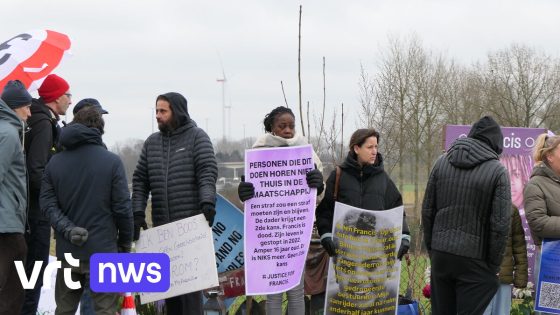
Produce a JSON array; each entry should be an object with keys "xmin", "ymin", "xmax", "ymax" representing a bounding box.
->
[{"xmin": 132, "ymin": 92, "xmax": 218, "ymax": 314}]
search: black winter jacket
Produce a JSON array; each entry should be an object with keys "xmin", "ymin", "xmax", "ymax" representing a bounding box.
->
[
  {"xmin": 40, "ymin": 123, "xmax": 133, "ymax": 260},
  {"xmin": 132, "ymin": 93, "xmax": 218, "ymax": 226},
  {"xmin": 25, "ymin": 98, "xmax": 60, "ymax": 220},
  {"xmin": 422, "ymin": 137, "xmax": 511, "ymax": 272},
  {"xmin": 316, "ymin": 152, "xmax": 409, "ymax": 237}
]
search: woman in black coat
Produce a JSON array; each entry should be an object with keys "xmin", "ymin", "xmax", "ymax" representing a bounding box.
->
[{"xmin": 315, "ymin": 128, "xmax": 410, "ymax": 258}]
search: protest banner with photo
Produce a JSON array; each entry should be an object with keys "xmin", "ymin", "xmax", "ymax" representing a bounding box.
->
[
  {"xmin": 535, "ymin": 239, "xmax": 560, "ymax": 314},
  {"xmin": 244, "ymin": 144, "xmax": 317, "ymax": 295},
  {"xmin": 213, "ymin": 194, "xmax": 244, "ymax": 273},
  {"xmin": 136, "ymin": 214, "xmax": 219, "ymax": 304},
  {"xmin": 324, "ymin": 202, "xmax": 403, "ymax": 315},
  {"xmin": 445, "ymin": 125, "xmax": 546, "ymax": 285}
]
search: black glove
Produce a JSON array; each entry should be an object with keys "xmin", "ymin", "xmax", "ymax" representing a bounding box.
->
[
  {"xmin": 321, "ymin": 236, "xmax": 336, "ymax": 257},
  {"xmin": 238, "ymin": 175, "xmax": 255, "ymax": 202},
  {"xmin": 306, "ymin": 168, "xmax": 324, "ymax": 195},
  {"xmin": 133, "ymin": 213, "xmax": 148, "ymax": 241},
  {"xmin": 66, "ymin": 227, "xmax": 88, "ymax": 246},
  {"xmin": 201, "ymin": 204, "xmax": 216, "ymax": 227},
  {"xmin": 397, "ymin": 238, "xmax": 410, "ymax": 260},
  {"xmin": 118, "ymin": 243, "xmax": 132, "ymax": 253}
]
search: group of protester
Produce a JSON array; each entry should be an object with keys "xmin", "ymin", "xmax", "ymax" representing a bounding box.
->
[
  {"xmin": 0, "ymin": 75, "xmax": 218, "ymax": 315},
  {"xmin": 1, "ymin": 72, "xmax": 559, "ymax": 315},
  {"xmin": 422, "ymin": 116, "xmax": 560, "ymax": 315}
]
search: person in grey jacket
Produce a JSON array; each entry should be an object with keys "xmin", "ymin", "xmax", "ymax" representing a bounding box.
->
[
  {"xmin": 422, "ymin": 116, "xmax": 511, "ymax": 315},
  {"xmin": 132, "ymin": 92, "xmax": 218, "ymax": 315},
  {"xmin": 0, "ymin": 81, "xmax": 32, "ymax": 315},
  {"xmin": 524, "ymin": 133, "xmax": 560, "ymax": 315}
]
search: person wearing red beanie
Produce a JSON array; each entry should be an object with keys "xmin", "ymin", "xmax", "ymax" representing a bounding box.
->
[
  {"xmin": 38, "ymin": 74, "xmax": 71, "ymax": 115},
  {"xmin": 20, "ymin": 73, "xmax": 72, "ymax": 315}
]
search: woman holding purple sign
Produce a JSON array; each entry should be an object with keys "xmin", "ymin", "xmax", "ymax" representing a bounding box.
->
[
  {"xmin": 315, "ymin": 128, "xmax": 410, "ymax": 259},
  {"xmin": 524, "ymin": 134, "xmax": 560, "ymax": 314},
  {"xmin": 237, "ymin": 106, "xmax": 324, "ymax": 315}
]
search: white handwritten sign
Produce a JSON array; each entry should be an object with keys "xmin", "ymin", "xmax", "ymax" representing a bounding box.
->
[{"xmin": 136, "ymin": 214, "xmax": 219, "ymax": 304}]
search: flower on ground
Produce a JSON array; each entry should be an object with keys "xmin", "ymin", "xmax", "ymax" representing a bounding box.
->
[
  {"xmin": 422, "ymin": 284, "xmax": 431, "ymax": 299},
  {"xmin": 512, "ymin": 282, "xmax": 534, "ymax": 299},
  {"xmin": 422, "ymin": 266, "xmax": 431, "ymax": 299}
]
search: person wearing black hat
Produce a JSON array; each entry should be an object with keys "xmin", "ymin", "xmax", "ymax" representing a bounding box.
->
[
  {"xmin": 0, "ymin": 95, "xmax": 28, "ymax": 314},
  {"xmin": 1, "ymin": 80, "xmax": 32, "ymax": 122},
  {"xmin": 422, "ymin": 116, "xmax": 512, "ymax": 314}
]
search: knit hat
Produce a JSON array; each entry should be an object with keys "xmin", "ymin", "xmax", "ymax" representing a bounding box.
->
[
  {"xmin": 1, "ymin": 80, "xmax": 32, "ymax": 109},
  {"xmin": 38, "ymin": 74, "xmax": 70, "ymax": 103},
  {"xmin": 468, "ymin": 116, "xmax": 504, "ymax": 155},
  {"xmin": 73, "ymin": 98, "xmax": 109, "ymax": 115}
]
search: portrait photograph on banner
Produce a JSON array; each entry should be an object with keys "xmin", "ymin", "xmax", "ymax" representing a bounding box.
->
[{"xmin": 324, "ymin": 202, "xmax": 403, "ymax": 315}]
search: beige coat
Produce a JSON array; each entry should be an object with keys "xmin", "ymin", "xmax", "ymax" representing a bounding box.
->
[{"xmin": 523, "ymin": 163, "xmax": 560, "ymax": 246}]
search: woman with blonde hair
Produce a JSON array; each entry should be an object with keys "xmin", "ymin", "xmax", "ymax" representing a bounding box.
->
[{"xmin": 523, "ymin": 133, "xmax": 560, "ymax": 315}]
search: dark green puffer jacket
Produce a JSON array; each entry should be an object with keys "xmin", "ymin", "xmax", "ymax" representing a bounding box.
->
[{"xmin": 498, "ymin": 206, "xmax": 528, "ymax": 287}]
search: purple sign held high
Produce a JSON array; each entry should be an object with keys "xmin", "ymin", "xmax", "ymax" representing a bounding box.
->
[{"xmin": 244, "ymin": 145, "xmax": 317, "ymax": 295}]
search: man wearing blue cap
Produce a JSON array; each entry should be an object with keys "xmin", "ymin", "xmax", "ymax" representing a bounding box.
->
[
  {"xmin": 71, "ymin": 97, "xmax": 109, "ymax": 315},
  {"xmin": 73, "ymin": 98, "xmax": 108, "ymax": 115}
]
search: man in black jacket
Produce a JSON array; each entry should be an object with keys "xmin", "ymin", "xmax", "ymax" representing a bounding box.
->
[
  {"xmin": 132, "ymin": 92, "xmax": 218, "ymax": 314},
  {"xmin": 21, "ymin": 74, "xmax": 72, "ymax": 315},
  {"xmin": 422, "ymin": 116, "xmax": 511, "ymax": 315},
  {"xmin": 40, "ymin": 107, "xmax": 133, "ymax": 314}
]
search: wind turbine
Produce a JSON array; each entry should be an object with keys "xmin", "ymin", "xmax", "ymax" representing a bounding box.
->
[{"xmin": 216, "ymin": 58, "xmax": 231, "ymax": 141}]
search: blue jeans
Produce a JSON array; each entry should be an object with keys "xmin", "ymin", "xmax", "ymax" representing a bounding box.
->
[
  {"xmin": 483, "ymin": 283, "xmax": 512, "ymax": 315},
  {"xmin": 80, "ymin": 287, "xmax": 96, "ymax": 315},
  {"xmin": 20, "ymin": 219, "xmax": 51, "ymax": 315}
]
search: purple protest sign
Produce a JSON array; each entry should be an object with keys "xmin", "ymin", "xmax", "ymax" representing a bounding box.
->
[
  {"xmin": 445, "ymin": 125, "xmax": 547, "ymax": 286},
  {"xmin": 243, "ymin": 145, "xmax": 316, "ymax": 295}
]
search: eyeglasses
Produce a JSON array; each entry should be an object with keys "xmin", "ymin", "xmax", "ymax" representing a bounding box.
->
[{"xmin": 64, "ymin": 93, "xmax": 72, "ymax": 98}]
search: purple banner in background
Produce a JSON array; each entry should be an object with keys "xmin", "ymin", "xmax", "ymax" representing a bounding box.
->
[
  {"xmin": 445, "ymin": 125, "xmax": 547, "ymax": 286},
  {"xmin": 444, "ymin": 125, "xmax": 546, "ymax": 155},
  {"xmin": 244, "ymin": 145, "xmax": 316, "ymax": 295}
]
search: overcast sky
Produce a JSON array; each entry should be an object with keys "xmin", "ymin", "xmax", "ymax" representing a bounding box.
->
[{"xmin": 3, "ymin": 0, "xmax": 560, "ymax": 148}]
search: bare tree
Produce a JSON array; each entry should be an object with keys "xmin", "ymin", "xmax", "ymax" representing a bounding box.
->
[
  {"xmin": 111, "ymin": 139, "xmax": 145, "ymax": 183},
  {"xmin": 483, "ymin": 44, "xmax": 560, "ymax": 128},
  {"xmin": 297, "ymin": 5, "xmax": 305, "ymax": 136}
]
